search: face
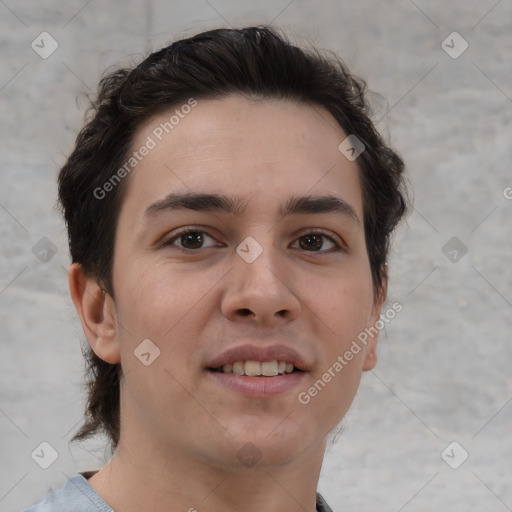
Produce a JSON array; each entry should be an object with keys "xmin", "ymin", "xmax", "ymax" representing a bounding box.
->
[{"xmin": 106, "ymin": 95, "xmax": 383, "ymax": 468}]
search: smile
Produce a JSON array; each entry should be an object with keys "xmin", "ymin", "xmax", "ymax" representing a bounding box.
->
[{"xmin": 213, "ymin": 360, "xmax": 300, "ymax": 376}]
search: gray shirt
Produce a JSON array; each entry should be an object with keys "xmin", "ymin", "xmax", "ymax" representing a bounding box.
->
[{"xmin": 22, "ymin": 472, "xmax": 334, "ymax": 512}]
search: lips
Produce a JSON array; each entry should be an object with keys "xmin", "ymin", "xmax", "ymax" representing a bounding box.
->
[
  {"xmin": 206, "ymin": 344, "xmax": 310, "ymax": 397},
  {"xmin": 206, "ymin": 344, "xmax": 309, "ymax": 373}
]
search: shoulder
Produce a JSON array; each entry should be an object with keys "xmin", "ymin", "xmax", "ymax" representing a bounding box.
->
[{"xmin": 21, "ymin": 473, "xmax": 112, "ymax": 512}]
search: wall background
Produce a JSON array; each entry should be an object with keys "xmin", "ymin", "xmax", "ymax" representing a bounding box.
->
[{"xmin": 1, "ymin": 1, "xmax": 511, "ymax": 511}]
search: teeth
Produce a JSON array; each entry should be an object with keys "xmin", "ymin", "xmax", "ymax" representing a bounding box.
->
[
  {"xmin": 245, "ymin": 360, "xmax": 262, "ymax": 376},
  {"xmin": 219, "ymin": 360, "xmax": 296, "ymax": 376},
  {"xmin": 261, "ymin": 361, "xmax": 278, "ymax": 376},
  {"xmin": 233, "ymin": 361, "xmax": 244, "ymax": 375}
]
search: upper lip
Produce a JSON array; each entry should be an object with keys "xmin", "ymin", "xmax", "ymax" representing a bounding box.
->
[{"xmin": 207, "ymin": 344, "xmax": 310, "ymax": 371}]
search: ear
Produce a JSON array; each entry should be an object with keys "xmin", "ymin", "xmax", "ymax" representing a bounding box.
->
[
  {"xmin": 362, "ymin": 275, "xmax": 387, "ymax": 371},
  {"xmin": 68, "ymin": 263, "xmax": 121, "ymax": 364}
]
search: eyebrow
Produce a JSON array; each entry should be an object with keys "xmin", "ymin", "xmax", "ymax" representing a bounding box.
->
[{"xmin": 143, "ymin": 192, "xmax": 361, "ymax": 226}]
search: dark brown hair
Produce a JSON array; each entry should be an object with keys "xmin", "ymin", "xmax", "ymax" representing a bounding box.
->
[{"xmin": 58, "ymin": 26, "xmax": 407, "ymax": 452}]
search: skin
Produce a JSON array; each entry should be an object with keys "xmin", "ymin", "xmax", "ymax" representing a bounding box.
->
[{"xmin": 69, "ymin": 95, "xmax": 386, "ymax": 512}]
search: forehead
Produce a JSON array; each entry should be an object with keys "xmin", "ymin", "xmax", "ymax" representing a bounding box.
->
[{"xmin": 120, "ymin": 95, "xmax": 363, "ymax": 221}]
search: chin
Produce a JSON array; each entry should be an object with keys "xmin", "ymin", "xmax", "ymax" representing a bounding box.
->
[{"xmin": 212, "ymin": 416, "xmax": 319, "ymax": 468}]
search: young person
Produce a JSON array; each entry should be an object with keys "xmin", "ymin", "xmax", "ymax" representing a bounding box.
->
[{"xmin": 23, "ymin": 26, "xmax": 407, "ymax": 512}]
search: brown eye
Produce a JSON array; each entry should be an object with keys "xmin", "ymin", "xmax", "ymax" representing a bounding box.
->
[
  {"xmin": 299, "ymin": 234, "xmax": 323, "ymax": 251},
  {"xmin": 180, "ymin": 231, "xmax": 204, "ymax": 249},
  {"xmin": 164, "ymin": 229, "xmax": 220, "ymax": 251},
  {"xmin": 294, "ymin": 233, "xmax": 339, "ymax": 252}
]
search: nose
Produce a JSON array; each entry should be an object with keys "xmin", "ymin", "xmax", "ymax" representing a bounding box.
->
[{"xmin": 220, "ymin": 240, "xmax": 301, "ymax": 327}]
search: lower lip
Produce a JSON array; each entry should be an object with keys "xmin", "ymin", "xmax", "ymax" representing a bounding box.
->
[{"xmin": 208, "ymin": 370, "xmax": 306, "ymax": 397}]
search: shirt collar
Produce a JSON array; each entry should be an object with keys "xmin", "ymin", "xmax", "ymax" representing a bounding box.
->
[{"xmin": 316, "ymin": 492, "xmax": 334, "ymax": 512}]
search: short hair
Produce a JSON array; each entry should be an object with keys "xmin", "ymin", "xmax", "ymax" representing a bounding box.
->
[{"xmin": 58, "ymin": 26, "xmax": 407, "ymax": 451}]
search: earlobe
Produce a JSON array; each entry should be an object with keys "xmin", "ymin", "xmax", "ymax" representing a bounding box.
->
[
  {"xmin": 362, "ymin": 276, "xmax": 388, "ymax": 371},
  {"xmin": 68, "ymin": 263, "xmax": 121, "ymax": 364},
  {"xmin": 362, "ymin": 346, "xmax": 377, "ymax": 371}
]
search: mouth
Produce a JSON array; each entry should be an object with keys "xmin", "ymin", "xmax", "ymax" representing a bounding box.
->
[
  {"xmin": 206, "ymin": 344, "xmax": 309, "ymax": 397},
  {"xmin": 209, "ymin": 360, "xmax": 303, "ymax": 377}
]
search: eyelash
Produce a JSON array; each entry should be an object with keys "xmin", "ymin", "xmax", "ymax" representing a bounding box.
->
[{"xmin": 161, "ymin": 227, "xmax": 344, "ymax": 253}]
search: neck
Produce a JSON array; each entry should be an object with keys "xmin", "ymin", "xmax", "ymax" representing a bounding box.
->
[{"xmin": 88, "ymin": 427, "xmax": 325, "ymax": 512}]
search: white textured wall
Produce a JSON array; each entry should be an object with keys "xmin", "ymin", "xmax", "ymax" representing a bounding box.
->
[{"xmin": 1, "ymin": 1, "xmax": 511, "ymax": 511}]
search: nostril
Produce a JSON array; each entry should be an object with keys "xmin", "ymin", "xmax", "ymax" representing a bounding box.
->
[{"xmin": 238, "ymin": 308, "xmax": 252, "ymax": 317}]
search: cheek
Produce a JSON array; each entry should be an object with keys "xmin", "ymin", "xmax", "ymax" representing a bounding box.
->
[
  {"xmin": 114, "ymin": 262, "xmax": 211, "ymax": 425},
  {"xmin": 304, "ymin": 268, "xmax": 374, "ymax": 407},
  {"xmin": 113, "ymin": 260, "xmax": 217, "ymax": 364},
  {"xmin": 312, "ymin": 266, "xmax": 375, "ymax": 343}
]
